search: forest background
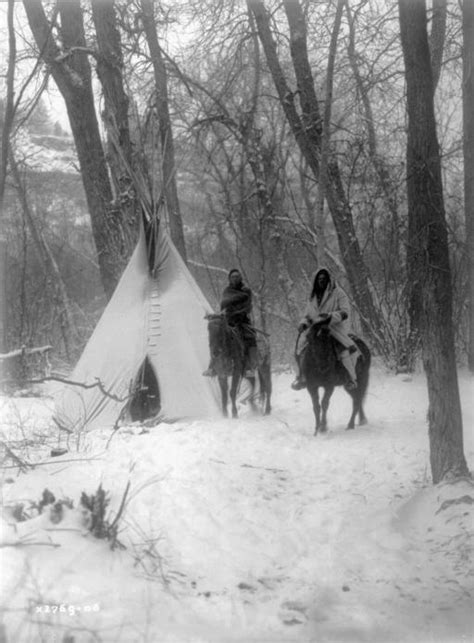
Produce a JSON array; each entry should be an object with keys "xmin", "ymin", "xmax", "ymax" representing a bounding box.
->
[{"xmin": 0, "ymin": 0, "xmax": 472, "ymax": 484}]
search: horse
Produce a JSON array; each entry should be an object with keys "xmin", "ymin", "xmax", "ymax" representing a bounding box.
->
[
  {"xmin": 205, "ymin": 313, "xmax": 272, "ymax": 418},
  {"xmin": 299, "ymin": 319, "xmax": 371, "ymax": 434}
]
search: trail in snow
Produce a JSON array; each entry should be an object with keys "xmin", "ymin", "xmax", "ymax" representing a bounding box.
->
[{"xmin": 0, "ymin": 366, "xmax": 473, "ymax": 642}]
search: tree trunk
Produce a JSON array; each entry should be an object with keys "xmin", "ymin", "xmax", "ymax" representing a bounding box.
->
[
  {"xmin": 398, "ymin": 0, "xmax": 469, "ymax": 483},
  {"xmin": 23, "ymin": 0, "xmax": 131, "ymax": 298},
  {"xmin": 247, "ymin": 0, "xmax": 386, "ymax": 352},
  {"xmin": 245, "ymin": 7, "xmax": 299, "ymax": 322},
  {"xmin": 140, "ymin": 0, "xmax": 187, "ymax": 262},
  {"xmin": 463, "ymin": 0, "xmax": 474, "ymax": 372},
  {"xmin": 429, "ymin": 0, "xmax": 447, "ymax": 91},
  {"xmin": 0, "ymin": 0, "xmax": 16, "ymax": 357},
  {"xmin": 91, "ymin": 0, "xmax": 139, "ymax": 249},
  {"xmin": 315, "ymin": 0, "xmax": 343, "ymax": 267}
]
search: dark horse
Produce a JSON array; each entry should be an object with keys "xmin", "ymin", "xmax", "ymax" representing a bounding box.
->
[
  {"xmin": 300, "ymin": 320, "xmax": 371, "ymax": 434},
  {"xmin": 206, "ymin": 313, "xmax": 272, "ymax": 418}
]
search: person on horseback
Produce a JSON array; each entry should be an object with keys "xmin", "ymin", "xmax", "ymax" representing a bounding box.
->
[
  {"xmin": 203, "ymin": 269, "xmax": 258, "ymax": 378},
  {"xmin": 291, "ymin": 268, "xmax": 359, "ymax": 391}
]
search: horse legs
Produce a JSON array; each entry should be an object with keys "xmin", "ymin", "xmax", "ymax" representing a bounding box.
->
[
  {"xmin": 358, "ymin": 399, "xmax": 368, "ymax": 426},
  {"xmin": 259, "ymin": 365, "xmax": 272, "ymax": 415},
  {"xmin": 347, "ymin": 387, "xmax": 367, "ymax": 429},
  {"xmin": 246, "ymin": 375, "xmax": 258, "ymax": 413},
  {"xmin": 230, "ymin": 371, "xmax": 240, "ymax": 418},
  {"xmin": 263, "ymin": 372, "xmax": 272, "ymax": 416},
  {"xmin": 320, "ymin": 386, "xmax": 334, "ymax": 432},
  {"xmin": 218, "ymin": 377, "xmax": 229, "ymax": 418},
  {"xmin": 347, "ymin": 389, "xmax": 362, "ymax": 429},
  {"xmin": 308, "ymin": 386, "xmax": 321, "ymax": 435},
  {"xmin": 357, "ymin": 370, "xmax": 368, "ymax": 426}
]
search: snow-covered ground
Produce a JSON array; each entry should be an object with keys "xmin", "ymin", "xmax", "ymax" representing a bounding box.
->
[{"xmin": 1, "ymin": 365, "xmax": 473, "ymax": 643}]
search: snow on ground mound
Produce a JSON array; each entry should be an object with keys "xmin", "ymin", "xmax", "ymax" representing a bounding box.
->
[{"xmin": 0, "ymin": 368, "xmax": 473, "ymax": 642}]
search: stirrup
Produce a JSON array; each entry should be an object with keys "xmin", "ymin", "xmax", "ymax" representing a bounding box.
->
[
  {"xmin": 202, "ymin": 368, "xmax": 216, "ymax": 377},
  {"xmin": 291, "ymin": 377, "xmax": 306, "ymax": 390},
  {"xmin": 346, "ymin": 380, "xmax": 357, "ymax": 390},
  {"xmin": 244, "ymin": 369, "xmax": 256, "ymax": 378}
]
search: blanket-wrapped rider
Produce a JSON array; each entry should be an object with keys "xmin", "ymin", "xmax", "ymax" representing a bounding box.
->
[{"xmin": 291, "ymin": 268, "xmax": 358, "ymax": 390}]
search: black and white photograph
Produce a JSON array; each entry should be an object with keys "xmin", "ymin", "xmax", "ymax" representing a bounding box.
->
[{"xmin": 0, "ymin": 0, "xmax": 473, "ymax": 641}]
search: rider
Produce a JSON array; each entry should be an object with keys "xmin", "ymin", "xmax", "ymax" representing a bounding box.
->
[
  {"xmin": 291, "ymin": 268, "xmax": 359, "ymax": 391},
  {"xmin": 203, "ymin": 269, "xmax": 258, "ymax": 378}
]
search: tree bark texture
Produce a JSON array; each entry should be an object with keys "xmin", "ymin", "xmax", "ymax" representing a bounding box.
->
[
  {"xmin": 429, "ymin": 0, "xmax": 447, "ymax": 91},
  {"xmin": 247, "ymin": 0, "xmax": 386, "ymax": 352},
  {"xmin": 0, "ymin": 0, "xmax": 16, "ymax": 355},
  {"xmin": 23, "ymin": 0, "xmax": 131, "ymax": 298},
  {"xmin": 399, "ymin": 0, "xmax": 469, "ymax": 483},
  {"xmin": 463, "ymin": 0, "xmax": 474, "ymax": 372},
  {"xmin": 140, "ymin": 0, "xmax": 187, "ymax": 262},
  {"xmin": 91, "ymin": 0, "xmax": 138, "ymax": 251},
  {"xmin": 315, "ymin": 0, "xmax": 343, "ymax": 267}
]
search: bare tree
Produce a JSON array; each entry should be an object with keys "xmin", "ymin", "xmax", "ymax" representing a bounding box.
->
[
  {"xmin": 463, "ymin": 0, "xmax": 474, "ymax": 372},
  {"xmin": 344, "ymin": 1, "xmax": 416, "ymax": 369},
  {"xmin": 139, "ymin": 0, "xmax": 187, "ymax": 261},
  {"xmin": 429, "ymin": 0, "xmax": 447, "ymax": 91},
  {"xmin": 0, "ymin": 0, "xmax": 16, "ymax": 356},
  {"xmin": 23, "ymin": 0, "xmax": 133, "ymax": 297},
  {"xmin": 398, "ymin": 0, "xmax": 469, "ymax": 483},
  {"xmin": 315, "ymin": 0, "xmax": 344, "ymax": 266},
  {"xmin": 91, "ymin": 0, "xmax": 139, "ymax": 248},
  {"xmin": 10, "ymin": 152, "xmax": 78, "ymax": 358},
  {"xmin": 247, "ymin": 0, "xmax": 386, "ymax": 353}
]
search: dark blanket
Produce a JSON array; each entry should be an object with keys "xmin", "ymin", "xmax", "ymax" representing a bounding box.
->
[
  {"xmin": 220, "ymin": 285, "xmax": 256, "ymax": 346},
  {"xmin": 220, "ymin": 285, "xmax": 252, "ymax": 325}
]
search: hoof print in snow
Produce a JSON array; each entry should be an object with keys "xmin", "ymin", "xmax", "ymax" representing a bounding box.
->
[
  {"xmin": 279, "ymin": 601, "xmax": 307, "ymax": 626},
  {"xmin": 237, "ymin": 582, "xmax": 256, "ymax": 593},
  {"xmin": 342, "ymin": 585, "xmax": 350, "ymax": 592},
  {"xmin": 283, "ymin": 618, "xmax": 304, "ymax": 626}
]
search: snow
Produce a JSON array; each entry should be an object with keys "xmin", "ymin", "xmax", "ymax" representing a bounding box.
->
[
  {"xmin": 15, "ymin": 128, "xmax": 77, "ymax": 175},
  {"xmin": 0, "ymin": 365, "xmax": 473, "ymax": 642}
]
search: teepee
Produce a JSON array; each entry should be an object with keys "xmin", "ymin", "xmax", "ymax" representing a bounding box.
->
[{"xmin": 54, "ymin": 217, "xmax": 221, "ymax": 431}]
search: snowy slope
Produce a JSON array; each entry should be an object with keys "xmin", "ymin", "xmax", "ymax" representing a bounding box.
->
[
  {"xmin": 0, "ymin": 366, "xmax": 473, "ymax": 643},
  {"xmin": 15, "ymin": 128, "xmax": 77, "ymax": 175}
]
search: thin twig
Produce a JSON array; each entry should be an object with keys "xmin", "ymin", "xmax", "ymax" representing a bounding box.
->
[
  {"xmin": 1, "ymin": 375, "xmax": 129, "ymax": 403},
  {"xmin": 1, "ymin": 541, "xmax": 60, "ymax": 548},
  {"xmin": 109, "ymin": 481, "xmax": 131, "ymax": 531},
  {"xmin": 0, "ymin": 440, "xmax": 32, "ymax": 471},
  {"xmin": 2, "ymin": 456, "xmax": 103, "ymax": 469}
]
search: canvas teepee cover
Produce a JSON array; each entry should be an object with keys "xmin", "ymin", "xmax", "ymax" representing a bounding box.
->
[{"xmin": 54, "ymin": 220, "xmax": 221, "ymax": 431}]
